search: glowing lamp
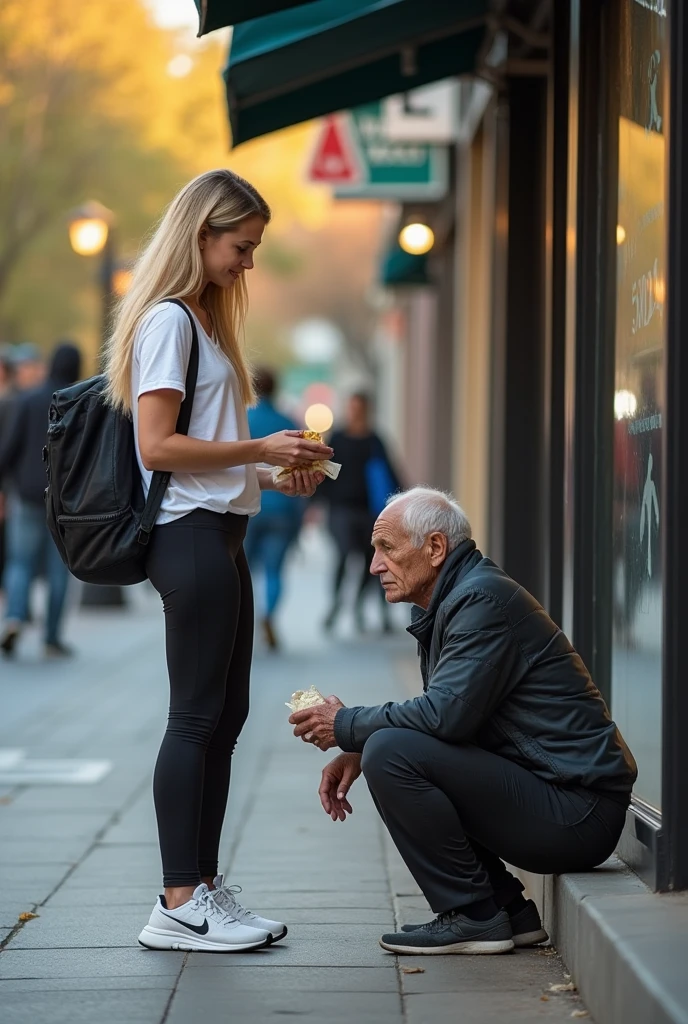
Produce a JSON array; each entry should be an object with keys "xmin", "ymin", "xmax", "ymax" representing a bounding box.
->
[
  {"xmin": 305, "ymin": 403, "xmax": 334, "ymax": 434},
  {"xmin": 398, "ymin": 222, "xmax": 434, "ymax": 256}
]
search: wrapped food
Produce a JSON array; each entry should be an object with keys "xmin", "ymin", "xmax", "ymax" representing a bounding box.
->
[
  {"xmin": 272, "ymin": 431, "xmax": 341, "ymax": 485},
  {"xmin": 285, "ymin": 685, "xmax": 326, "ymax": 713}
]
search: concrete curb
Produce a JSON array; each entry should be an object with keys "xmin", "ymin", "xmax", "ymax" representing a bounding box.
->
[{"xmin": 515, "ymin": 858, "xmax": 688, "ymax": 1024}]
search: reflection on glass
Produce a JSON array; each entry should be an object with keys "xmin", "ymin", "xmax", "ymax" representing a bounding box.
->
[{"xmin": 611, "ymin": 1, "xmax": 667, "ymax": 813}]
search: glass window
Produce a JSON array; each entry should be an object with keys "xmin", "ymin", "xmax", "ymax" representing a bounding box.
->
[{"xmin": 611, "ymin": 0, "xmax": 668, "ymax": 812}]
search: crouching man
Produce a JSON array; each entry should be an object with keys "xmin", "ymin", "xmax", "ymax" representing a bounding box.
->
[{"xmin": 289, "ymin": 487, "xmax": 637, "ymax": 956}]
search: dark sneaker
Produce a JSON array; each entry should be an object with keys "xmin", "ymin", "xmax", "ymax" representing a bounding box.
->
[
  {"xmin": 45, "ymin": 641, "xmax": 74, "ymax": 659},
  {"xmin": 401, "ymin": 898, "xmax": 548, "ymax": 948},
  {"xmin": 380, "ymin": 909, "xmax": 514, "ymax": 955},
  {"xmin": 0, "ymin": 624, "xmax": 20, "ymax": 657},
  {"xmin": 508, "ymin": 899, "xmax": 549, "ymax": 947}
]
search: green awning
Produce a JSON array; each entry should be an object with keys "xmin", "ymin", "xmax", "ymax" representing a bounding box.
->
[
  {"xmin": 225, "ymin": 0, "xmax": 487, "ymax": 146},
  {"xmin": 194, "ymin": 1, "xmax": 319, "ymax": 36},
  {"xmin": 381, "ymin": 243, "xmax": 430, "ymax": 287}
]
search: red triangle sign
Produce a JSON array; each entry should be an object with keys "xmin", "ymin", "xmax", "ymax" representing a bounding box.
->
[{"xmin": 308, "ymin": 116, "xmax": 360, "ymax": 184}]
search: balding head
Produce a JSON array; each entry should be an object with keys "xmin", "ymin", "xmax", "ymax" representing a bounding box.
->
[{"xmin": 371, "ymin": 488, "xmax": 472, "ymax": 609}]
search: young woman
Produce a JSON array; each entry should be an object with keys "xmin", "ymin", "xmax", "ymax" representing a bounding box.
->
[{"xmin": 104, "ymin": 169, "xmax": 332, "ymax": 953}]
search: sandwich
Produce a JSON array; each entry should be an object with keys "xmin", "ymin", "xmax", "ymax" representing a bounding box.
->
[{"xmin": 272, "ymin": 431, "xmax": 341, "ymax": 485}]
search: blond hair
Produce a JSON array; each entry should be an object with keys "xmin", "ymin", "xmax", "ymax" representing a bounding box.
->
[{"xmin": 104, "ymin": 169, "xmax": 270, "ymax": 413}]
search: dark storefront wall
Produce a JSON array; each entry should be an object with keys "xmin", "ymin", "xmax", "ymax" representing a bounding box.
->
[
  {"xmin": 611, "ymin": 0, "xmax": 667, "ymax": 821},
  {"xmin": 565, "ymin": 0, "xmax": 688, "ymax": 890}
]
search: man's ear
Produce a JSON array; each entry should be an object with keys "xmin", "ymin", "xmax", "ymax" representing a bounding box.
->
[{"xmin": 428, "ymin": 532, "xmax": 449, "ymax": 567}]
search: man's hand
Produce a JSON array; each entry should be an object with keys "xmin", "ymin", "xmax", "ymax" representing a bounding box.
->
[
  {"xmin": 319, "ymin": 752, "xmax": 362, "ymax": 821},
  {"xmin": 289, "ymin": 695, "xmax": 345, "ymax": 751}
]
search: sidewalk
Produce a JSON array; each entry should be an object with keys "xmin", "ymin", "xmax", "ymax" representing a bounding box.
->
[{"xmin": 0, "ymin": 527, "xmax": 590, "ymax": 1023}]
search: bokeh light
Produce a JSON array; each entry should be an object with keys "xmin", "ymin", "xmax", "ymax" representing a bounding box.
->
[
  {"xmin": 398, "ymin": 222, "xmax": 435, "ymax": 255},
  {"xmin": 69, "ymin": 218, "xmax": 109, "ymax": 256},
  {"xmin": 305, "ymin": 403, "xmax": 334, "ymax": 433}
]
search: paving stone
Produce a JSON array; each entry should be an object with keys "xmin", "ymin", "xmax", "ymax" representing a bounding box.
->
[
  {"xmin": 214, "ymin": 890, "xmax": 393, "ymax": 911},
  {"xmin": 8, "ymin": 906, "xmax": 146, "ymax": 949},
  {"xmin": 177, "ymin": 965, "xmax": 398, "ymax": 992},
  {"xmin": 167, "ymin": 987, "xmax": 401, "ymax": 1024},
  {"xmin": 0, "ymin": 904, "xmax": 34, "ymax": 930},
  {"xmin": 398, "ymin": 949, "xmax": 571, "ymax": 994},
  {"xmin": 44, "ymin": 887, "xmax": 157, "ymax": 909},
  {"xmin": 246, "ymin": 907, "xmax": 394, "ymax": 925},
  {"xmin": 0, "ymin": 976, "xmax": 172, "ymax": 992},
  {"xmin": 0, "ymin": 988, "xmax": 171, "ymax": 1023},
  {"xmin": 183, "ymin": 925, "xmax": 394, "ymax": 969},
  {"xmin": 0, "ymin": 947, "xmax": 183, "ymax": 979},
  {"xmin": 0, "ymin": 839, "xmax": 86, "ymax": 864},
  {"xmin": 404, "ymin": 989, "xmax": 587, "ymax": 1023},
  {"xmin": 0, "ymin": 810, "xmax": 107, "ymax": 841}
]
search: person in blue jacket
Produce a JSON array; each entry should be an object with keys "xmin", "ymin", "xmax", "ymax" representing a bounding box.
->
[{"xmin": 245, "ymin": 368, "xmax": 305, "ymax": 649}]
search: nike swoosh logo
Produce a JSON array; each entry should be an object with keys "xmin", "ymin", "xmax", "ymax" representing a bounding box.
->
[{"xmin": 160, "ymin": 911, "xmax": 209, "ymax": 935}]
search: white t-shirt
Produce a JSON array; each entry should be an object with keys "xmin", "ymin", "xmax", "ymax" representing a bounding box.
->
[{"xmin": 131, "ymin": 301, "xmax": 260, "ymax": 525}]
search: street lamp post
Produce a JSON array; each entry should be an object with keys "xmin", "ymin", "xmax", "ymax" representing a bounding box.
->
[{"xmin": 68, "ymin": 202, "xmax": 125, "ymax": 609}]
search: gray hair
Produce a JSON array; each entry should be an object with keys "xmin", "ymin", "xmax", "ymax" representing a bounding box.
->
[{"xmin": 385, "ymin": 487, "xmax": 472, "ymax": 552}]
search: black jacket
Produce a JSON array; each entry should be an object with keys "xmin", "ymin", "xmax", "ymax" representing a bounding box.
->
[
  {"xmin": 0, "ymin": 345, "xmax": 81, "ymax": 504},
  {"xmin": 334, "ymin": 540, "xmax": 637, "ymax": 795}
]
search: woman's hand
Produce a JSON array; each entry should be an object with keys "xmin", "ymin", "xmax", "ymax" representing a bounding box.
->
[
  {"xmin": 318, "ymin": 753, "xmax": 362, "ymax": 821},
  {"xmin": 275, "ymin": 469, "xmax": 325, "ymax": 498},
  {"xmin": 259, "ymin": 430, "xmax": 333, "ymax": 468}
]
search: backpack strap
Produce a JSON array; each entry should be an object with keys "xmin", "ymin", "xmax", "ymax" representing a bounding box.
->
[{"xmin": 137, "ymin": 299, "xmax": 200, "ymax": 543}]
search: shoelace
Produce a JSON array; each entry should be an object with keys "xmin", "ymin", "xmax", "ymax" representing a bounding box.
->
[
  {"xmin": 196, "ymin": 889, "xmax": 235, "ymax": 925},
  {"xmin": 422, "ymin": 911, "xmax": 457, "ymax": 933},
  {"xmin": 216, "ymin": 883, "xmax": 258, "ymax": 922}
]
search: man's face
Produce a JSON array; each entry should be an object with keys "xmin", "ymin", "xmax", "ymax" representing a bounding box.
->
[{"xmin": 370, "ymin": 506, "xmax": 448, "ymax": 608}]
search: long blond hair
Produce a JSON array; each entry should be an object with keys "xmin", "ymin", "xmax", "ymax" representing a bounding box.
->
[{"xmin": 104, "ymin": 169, "xmax": 270, "ymax": 414}]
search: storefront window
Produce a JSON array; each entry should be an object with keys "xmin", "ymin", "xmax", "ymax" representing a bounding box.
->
[{"xmin": 611, "ymin": 0, "xmax": 668, "ymax": 812}]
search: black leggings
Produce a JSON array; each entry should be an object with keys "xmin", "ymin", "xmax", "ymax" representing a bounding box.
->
[{"xmin": 146, "ymin": 509, "xmax": 253, "ymax": 888}]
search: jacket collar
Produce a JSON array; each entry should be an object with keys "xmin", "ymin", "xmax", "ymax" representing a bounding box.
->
[{"xmin": 407, "ymin": 539, "xmax": 480, "ymax": 649}]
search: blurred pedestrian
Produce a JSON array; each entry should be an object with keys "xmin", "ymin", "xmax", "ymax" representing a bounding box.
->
[
  {"xmin": 12, "ymin": 342, "xmax": 46, "ymax": 391},
  {"xmin": 0, "ymin": 343, "xmax": 82, "ymax": 657},
  {"xmin": 244, "ymin": 367, "xmax": 305, "ymax": 650},
  {"xmin": 0, "ymin": 346, "xmax": 18, "ymax": 589},
  {"xmin": 101, "ymin": 169, "xmax": 331, "ymax": 953},
  {"xmin": 320, "ymin": 392, "xmax": 401, "ymax": 633}
]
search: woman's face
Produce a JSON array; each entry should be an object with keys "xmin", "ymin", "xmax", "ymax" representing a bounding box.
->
[{"xmin": 200, "ymin": 214, "xmax": 266, "ymax": 289}]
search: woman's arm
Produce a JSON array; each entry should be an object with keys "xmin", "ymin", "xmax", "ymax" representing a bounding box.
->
[{"xmin": 138, "ymin": 390, "xmax": 332, "ymax": 474}]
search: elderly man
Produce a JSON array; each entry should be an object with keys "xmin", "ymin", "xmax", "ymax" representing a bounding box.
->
[{"xmin": 289, "ymin": 487, "xmax": 637, "ymax": 956}]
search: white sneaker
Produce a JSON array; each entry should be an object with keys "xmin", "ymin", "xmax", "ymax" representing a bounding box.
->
[
  {"xmin": 138, "ymin": 883, "xmax": 271, "ymax": 953},
  {"xmin": 212, "ymin": 875, "xmax": 288, "ymax": 943}
]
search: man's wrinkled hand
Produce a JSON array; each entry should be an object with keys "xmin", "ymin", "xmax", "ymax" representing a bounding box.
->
[
  {"xmin": 319, "ymin": 752, "xmax": 362, "ymax": 821},
  {"xmin": 289, "ymin": 695, "xmax": 344, "ymax": 751}
]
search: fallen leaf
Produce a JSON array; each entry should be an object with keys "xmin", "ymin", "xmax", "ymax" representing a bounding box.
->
[
  {"xmin": 540, "ymin": 995, "xmax": 550, "ymax": 1002},
  {"xmin": 548, "ymin": 982, "xmax": 577, "ymax": 993},
  {"xmin": 401, "ymin": 966, "xmax": 425, "ymax": 974},
  {"xmin": 571, "ymin": 1013, "xmax": 589, "ymax": 1019},
  {"xmin": 18, "ymin": 912, "xmax": 38, "ymax": 922}
]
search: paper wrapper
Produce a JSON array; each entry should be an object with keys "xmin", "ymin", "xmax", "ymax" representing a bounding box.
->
[
  {"xmin": 285, "ymin": 685, "xmax": 326, "ymax": 713},
  {"xmin": 272, "ymin": 460, "xmax": 341, "ymax": 484}
]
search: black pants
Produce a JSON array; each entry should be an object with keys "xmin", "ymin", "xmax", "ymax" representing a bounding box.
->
[
  {"xmin": 146, "ymin": 509, "xmax": 253, "ymax": 888},
  {"xmin": 362, "ymin": 728, "xmax": 628, "ymax": 914}
]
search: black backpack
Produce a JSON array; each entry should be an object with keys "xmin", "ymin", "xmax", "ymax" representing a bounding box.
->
[{"xmin": 44, "ymin": 299, "xmax": 199, "ymax": 585}]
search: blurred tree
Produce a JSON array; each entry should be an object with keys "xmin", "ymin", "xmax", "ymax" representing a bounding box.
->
[{"xmin": 0, "ymin": 0, "xmax": 382, "ymax": 379}]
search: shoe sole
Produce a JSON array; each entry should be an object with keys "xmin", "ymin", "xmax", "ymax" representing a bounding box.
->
[
  {"xmin": 513, "ymin": 928, "xmax": 549, "ymax": 948},
  {"xmin": 379, "ymin": 938, "xmax": 515, "ymax": 956},
  {"xmin": 138, "ymin": 926, "xmax": 271, "ymax": 953},
  {"xmin": 268, "ymin": 926, "xmax": 288, "ymax": 944}
]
